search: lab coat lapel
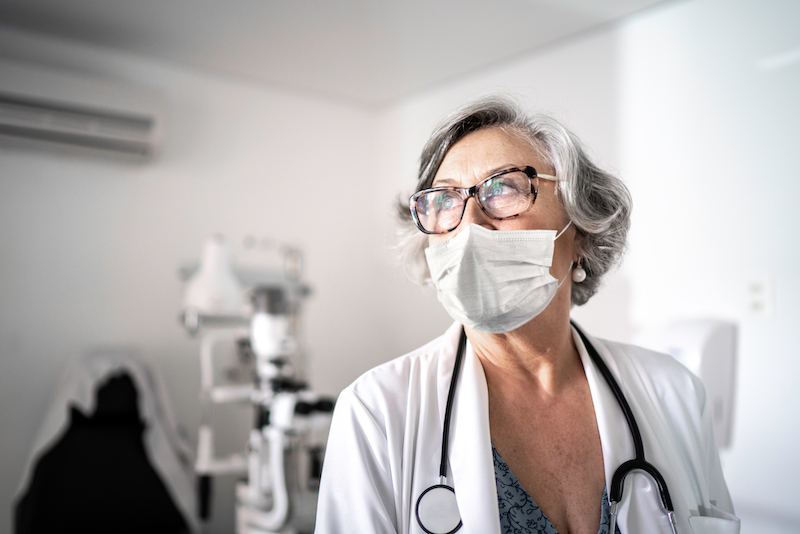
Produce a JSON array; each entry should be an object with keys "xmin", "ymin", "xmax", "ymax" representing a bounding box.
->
[
  {"xmin": 572, "ymin": 326, "xmax": 637, "ymax": 533},
  {"xmin": 574, "ymin": 326, "xmax": 694, "ymax": 534},
  {"xmin": 448, "ymin": 337, "xmax": 501, "ymax": 534}
]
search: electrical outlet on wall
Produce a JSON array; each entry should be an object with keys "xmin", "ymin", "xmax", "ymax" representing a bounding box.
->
[{"xmin": 745, "ymin": 276, "xmax": 775, "ymax": 319}]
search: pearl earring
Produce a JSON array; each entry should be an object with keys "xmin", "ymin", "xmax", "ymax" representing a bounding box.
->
[{"xmin": 572, "ymin": 258, "xmax": 586, "ymax": 283}]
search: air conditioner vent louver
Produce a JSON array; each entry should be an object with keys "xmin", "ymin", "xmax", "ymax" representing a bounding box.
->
[{"xmin": 0, "ymin": 92, "xmax": 157, "ymax": 158}]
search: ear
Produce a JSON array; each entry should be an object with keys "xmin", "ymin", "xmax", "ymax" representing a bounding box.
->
[{"xmin": 571, "ymin": 228, "xmax": 586, "ymax": 263}]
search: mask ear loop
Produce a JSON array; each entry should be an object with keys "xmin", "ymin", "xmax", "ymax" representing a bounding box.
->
[
  {"xmin": 554, "ymin": 220, "xmax": 572, "ymax": 240},
  {"xmin": 556, "ymin": 263, "xmax": 573, "ymax": 288},
  {"xmin": 553, "ymin": 220, "xmax": 574, "ymax": 287}
]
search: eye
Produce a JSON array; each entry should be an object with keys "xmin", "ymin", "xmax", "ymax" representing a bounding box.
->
[
  {"xmin": 435, "ymin": 191, "xmax": 462, "ymax": 211},
  {"xmin": 481, "ymin": 177, "xmax": 518, "ymax": 200}
]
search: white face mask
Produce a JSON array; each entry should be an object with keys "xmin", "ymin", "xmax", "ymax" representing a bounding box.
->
[{"xmin": 424, "ymin": 222, "xmax": 572, "ymax": 334}]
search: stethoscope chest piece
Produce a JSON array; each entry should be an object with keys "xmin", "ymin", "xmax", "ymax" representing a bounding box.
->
[{"xmin": 416, "ymin": 484, "xmax": 462, "ymax": 534}]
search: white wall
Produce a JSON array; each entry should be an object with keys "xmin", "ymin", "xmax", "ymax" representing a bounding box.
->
[
  {"xmin": 2, "ymin": 0, "xmax": 798, "ymax": 532},
  {"xmin": 377, "ymin": 0, "xmax": 800, "ymax": 532},
  {"xmin": 0, "ymin": 28, "xmax": 391, "ymax": 534}
]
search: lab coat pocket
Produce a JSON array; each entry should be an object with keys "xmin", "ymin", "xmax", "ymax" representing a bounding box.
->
[{"xmin": 688, "ymin": 515, "xmax": 740, "ymax": 534}]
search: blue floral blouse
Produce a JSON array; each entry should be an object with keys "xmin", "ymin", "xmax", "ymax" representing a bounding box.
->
[{"xmin": 493, "ymin": 446, "xmax": 621, "ymax": 534}]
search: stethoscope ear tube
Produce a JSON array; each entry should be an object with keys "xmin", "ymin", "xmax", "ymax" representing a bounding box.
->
[
  {"xmin": 439, "ymin": 328, "xmax": 466, "ymax": 478},
  {"xmin": 573, "ymin": 323, "xmax": 645, "ymax": 460},
  {"xmin": 572, "ymin": 322, "xmax": 676, "ymax": 516},
  {"xmin": 416, "ymin": 328, "xmax": 466, "ymax": 534}
]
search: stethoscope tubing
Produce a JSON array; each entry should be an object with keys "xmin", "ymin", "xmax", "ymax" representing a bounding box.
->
[
  {"xmin": 572, "ymin": 323, "xmax": 675, "ymax": 514},
  {"xmin": 439, "ymin": 329, "xmax": 466, "ymax": 479}
]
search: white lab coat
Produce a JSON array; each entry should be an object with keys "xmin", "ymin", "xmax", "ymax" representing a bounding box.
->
[{"xmin": 316, "ymin": 322, "xmax": 740, "ymax": 534}]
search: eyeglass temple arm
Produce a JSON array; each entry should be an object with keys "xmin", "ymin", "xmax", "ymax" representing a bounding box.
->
[{"xmin": 537, "ymin": 174, "xmax": 560, "ymax": 181}]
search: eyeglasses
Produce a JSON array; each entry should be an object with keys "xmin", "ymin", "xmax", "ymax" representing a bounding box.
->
[{"xmin": 409, "ymin": 166, "xmax": 558, "ymax": 234}]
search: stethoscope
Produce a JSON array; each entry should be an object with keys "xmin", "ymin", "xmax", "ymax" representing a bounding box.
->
[{"xmin": 415, "ymin": 324, "xmax": 679, "ymax": 534}]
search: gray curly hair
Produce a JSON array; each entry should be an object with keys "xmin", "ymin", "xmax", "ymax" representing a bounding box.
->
[{"xmin": 395, "ymin": 95, "xmax": 632, "ymax": 306}]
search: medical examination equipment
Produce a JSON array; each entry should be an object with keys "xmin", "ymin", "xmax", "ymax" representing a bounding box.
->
[
  {"xmin": 180, "ymin": 236, "xmax": 333, "ymax": 534},
  {"xmin": 416, "ymin": 324, "xmax": 679, "ymax": 534},
  {"xmin": 183, "ymin": 235, "xmax": 244, "ymax": 316}
]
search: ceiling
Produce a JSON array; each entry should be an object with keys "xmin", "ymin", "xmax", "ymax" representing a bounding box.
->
[{"xmin": 0, "ymin": 0, "xmax": 669, "ymax": 107}]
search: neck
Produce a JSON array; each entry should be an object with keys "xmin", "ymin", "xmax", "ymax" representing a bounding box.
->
[{"xmin": 467, "ymin": 291, "xmax": 581, "ymax": 396}]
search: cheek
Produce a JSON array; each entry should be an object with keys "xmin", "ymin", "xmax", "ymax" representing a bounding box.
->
[
  {"xmin": 506, "ymin": 208, "xmax": 554, "ymax": 232},
  {"xmin": 427, "ymin": 234, "xmax": 444, "ymax": 247},
  {"xmin": 532, "ymin": 190, "xmax": 568, "ymax": 227}
]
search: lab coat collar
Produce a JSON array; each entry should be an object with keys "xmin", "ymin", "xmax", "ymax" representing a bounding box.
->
[
  {"xmin": 442, "ymin": 322, "xmax": 629, "ymax": 534},
  {"xmin": 444, "ymin": 322, "xmax": 636, "ymax": 534},
  {"xmin": 442, "ymin": 322, "xmax": 681, "ymax": 534}
]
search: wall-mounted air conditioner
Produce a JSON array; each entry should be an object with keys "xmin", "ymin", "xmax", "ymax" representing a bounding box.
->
[{"xmin": 0, "ymin": 58, "xmax": 162, "ymax": 159}]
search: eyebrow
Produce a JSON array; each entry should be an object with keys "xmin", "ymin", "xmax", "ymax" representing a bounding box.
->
[{"xmin": 432, "ymin": 164, "xmax": 523, "ymax": 187}]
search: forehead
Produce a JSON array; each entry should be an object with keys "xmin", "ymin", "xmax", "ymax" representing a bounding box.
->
[{"xmin": 432, "ymin": 127, "xmax": 545, "ymax": 186}]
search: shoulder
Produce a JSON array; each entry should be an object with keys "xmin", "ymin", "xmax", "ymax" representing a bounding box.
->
[
  {"xmin": 346, "ymin": 330, "xmax": 445, "ymax": 399},
  {"xmin": 334, "ymin": 323, "xmax": 459, "ymax": 428},
  {"xmin": 318, "ymin": 329, "xmax": 462, "ymax": 533},
  {"xmin": 584, "ymin": 334, "xmax": 737, "ymax": 517},
  {"xmin": 593, "ymin": 336, "xmax": 708, "ymax": 421}
]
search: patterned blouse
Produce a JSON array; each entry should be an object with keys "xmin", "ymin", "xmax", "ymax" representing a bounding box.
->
[{"xmin": 493, "ymin": 446, "xmax": 621, "ymax": 534}]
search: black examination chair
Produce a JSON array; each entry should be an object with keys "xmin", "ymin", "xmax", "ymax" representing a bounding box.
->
[{"xmin": 14, "ymin": 350, "xmax": 198, "ymax": 534}]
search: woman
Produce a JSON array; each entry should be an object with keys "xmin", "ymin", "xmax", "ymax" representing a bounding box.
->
[{"xmin": 315, "ymin": 96, "xmax": 739, "ymax": 534}]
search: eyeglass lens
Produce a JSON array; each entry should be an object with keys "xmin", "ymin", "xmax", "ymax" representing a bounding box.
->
[{"xmin": 413, "ymin": 170, "xmax": 533, "ymax": 234}]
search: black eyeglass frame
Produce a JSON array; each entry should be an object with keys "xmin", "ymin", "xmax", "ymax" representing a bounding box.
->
[{"xmin": 409, "ymin": 166, "xmax": 545, "ymax": 235}]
